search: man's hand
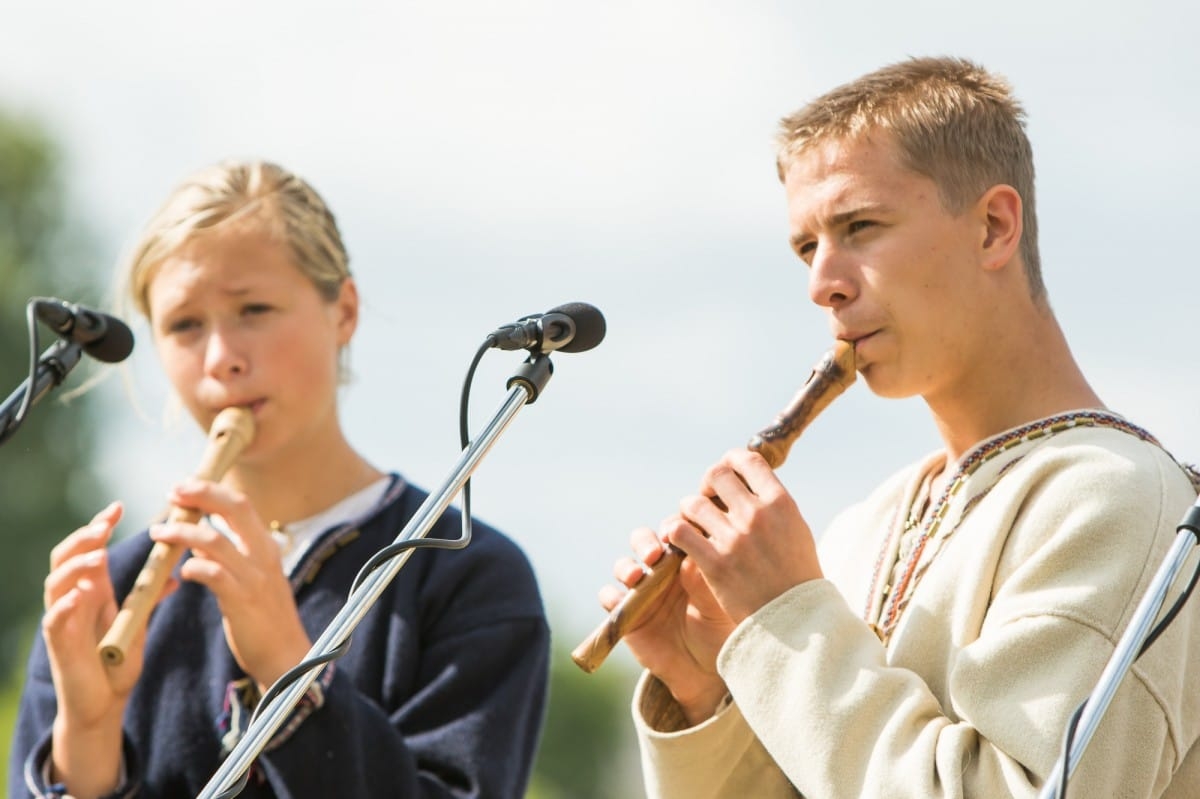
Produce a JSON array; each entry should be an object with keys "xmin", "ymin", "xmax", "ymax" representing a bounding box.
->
[{"xmin": 667, "ymin": 449, "xmax": 823, "ymax": 623}]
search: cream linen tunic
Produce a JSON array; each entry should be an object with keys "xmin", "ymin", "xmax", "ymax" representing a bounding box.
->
[{"xmin": 635, "ymin": 414, "xmax": 1200, "ymax": 798}]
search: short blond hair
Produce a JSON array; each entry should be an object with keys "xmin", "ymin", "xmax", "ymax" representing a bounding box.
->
[
  {"xmin": 777, "ymin": 57, "xmax": 1043, "ymax": 299},
  {"xmin": 123, "ymin": 160, "xmax": 350, "ymax": 319}
]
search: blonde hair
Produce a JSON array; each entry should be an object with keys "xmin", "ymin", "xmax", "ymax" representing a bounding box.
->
[
  {"xmin": 776, "ymin": 57, "xmax": 1043, "ymax": 299},
  {"xmin": 123, "ymin": 159, "xmax": 351, "ymax": 320}
]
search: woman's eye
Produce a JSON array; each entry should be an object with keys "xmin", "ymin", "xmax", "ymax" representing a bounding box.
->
[
  {"xmin": 165, "ymin": 317, "xmax": 200, "ymax": 335},
  {"xmin": 847, "ymin": 219, "xmax": 874, "ymax": 235},
  {"xmin": 243, "ymin": 303, "xmax": 273, "ymax": 316}
]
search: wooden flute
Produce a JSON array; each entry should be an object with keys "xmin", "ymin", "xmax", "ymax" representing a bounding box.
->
[
  {"xmin": 97, "ymin": 406, "xmax": 256, "ymax": 667},
  {"xmin": 570, "ymin": 340, "xmax": 857, "ymax": 673}
]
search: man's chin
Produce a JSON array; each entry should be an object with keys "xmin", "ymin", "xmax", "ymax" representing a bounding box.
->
[{"xmin": 859, "ymin": 367, "xmax": 918, "ymax": 400}]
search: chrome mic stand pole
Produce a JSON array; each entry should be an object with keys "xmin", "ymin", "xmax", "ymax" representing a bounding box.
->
[
  {"xmin": 1038, "ymin": 499, "xmax": 1200, "ymax": 798},
  {"xmin": 196, "ymin": 354, "xmax": 554, "ymax": 799}
]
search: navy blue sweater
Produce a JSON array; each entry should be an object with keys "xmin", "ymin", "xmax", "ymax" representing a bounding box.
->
[{"xmin": 11, "ymin": 475, "xmax": 550, "ymax": 798}]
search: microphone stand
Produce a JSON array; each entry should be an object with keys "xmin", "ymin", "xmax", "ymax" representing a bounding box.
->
[
  {"xmin": 0, "ymin": 338, "xmax": 84, "ymax": 447},
  {"xmin": 196, "ymin": 353, "xmax": 554, "ymax": 799},
  {"xmin": 1038, "ymin": 499, "xmax": 1200, "ymax": 798}
]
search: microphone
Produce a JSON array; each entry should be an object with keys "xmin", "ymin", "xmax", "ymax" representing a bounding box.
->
[
  {"xmin": 487, "ymin": 302, "xmax": 606, "ymax": 354},
  {"xmin": 33, "ymin": 297, "xmax": 135, "ymax": 363}
]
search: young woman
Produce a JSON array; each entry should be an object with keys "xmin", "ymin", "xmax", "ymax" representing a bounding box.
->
[{"xmin": 10, "ymin": 160, "xmax": 549, "ymax": 798}]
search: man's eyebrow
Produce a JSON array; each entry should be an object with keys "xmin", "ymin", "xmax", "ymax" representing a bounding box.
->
[{"xmin": 790, "ymin": 204, "xmax": 890, "ymax": 249}]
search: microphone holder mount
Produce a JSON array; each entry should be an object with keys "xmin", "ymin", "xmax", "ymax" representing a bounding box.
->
[{"xmin": 0, "ymin": 338, "xmax": 84, "ymax": 447}]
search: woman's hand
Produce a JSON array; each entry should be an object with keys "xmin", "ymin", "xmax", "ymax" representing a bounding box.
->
[
  {"xmin": 43, "ymin": 501, "xmax": 142, "ymax": 797},
  {"xmin": 151, "ymin": 479, "xmax": 312, "ymax": 690}
]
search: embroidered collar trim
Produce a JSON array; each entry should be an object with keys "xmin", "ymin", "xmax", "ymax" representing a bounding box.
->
[{"xmin": 864, "ymin": 410, "xmax": 1158, "ymax": 643}]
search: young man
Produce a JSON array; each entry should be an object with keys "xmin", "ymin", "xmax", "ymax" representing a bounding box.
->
[{"xmin": 603, "ymin": 57, "xmax": 1200, "ymax": 798}]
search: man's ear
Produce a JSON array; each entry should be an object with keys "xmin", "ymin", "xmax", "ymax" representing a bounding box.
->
[{"xmin": 978, "ymin": 184, "xmax": 1023, "ymax": 272}]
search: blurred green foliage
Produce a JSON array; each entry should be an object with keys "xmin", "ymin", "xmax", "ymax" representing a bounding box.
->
[
  {"xmin": 530, "ymin": 630, "xmax": 641, "ymax": 798},
  {"xmin": 0, "ymin": 111, "xmax": 104, "ymax": 676},
  {"xmin": 0, "ymin": 107, "xmax": 106, "ymax": 790}
]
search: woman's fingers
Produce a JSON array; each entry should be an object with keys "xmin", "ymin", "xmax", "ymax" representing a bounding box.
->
[
  {"xmin": 49, "ymin": 502, "xmax": 122, "ymax": 571},
  {"xmin": 167, "ymin": 479, "xmax": 275, "ymax": 559},
  {"xmin": 44, "ymin": 548, "xmax": 112, "ymax": 613}
]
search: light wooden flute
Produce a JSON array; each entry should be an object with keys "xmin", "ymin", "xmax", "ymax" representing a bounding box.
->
[
  {"xmin": 98, "ymin": 406, "xmax": 256, "ymax": 666},
  {"xmin": 570, "ymin": 340, "xmax": 856, "ymax": 673}
]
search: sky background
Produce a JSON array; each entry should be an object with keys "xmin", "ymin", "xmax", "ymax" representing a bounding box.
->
[{"xmin": 1, "ymin": 1, "xmax": 1198, "ymax": 679}]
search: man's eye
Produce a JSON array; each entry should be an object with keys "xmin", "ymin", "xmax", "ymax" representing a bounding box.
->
[
  {"xmin": 165, "ymin": 318, "xmax": 200, "ymax": 334},
  {"xmin": 243, "ymin": 303, "xmax": 273, "ymax": 315},
  {"xmin": 797, "ymin": 242, "xmax": 816, "ymax": 264},
  {"xmin": 848, "ymin": 219, "xmax": 874, "ymax": 234}
]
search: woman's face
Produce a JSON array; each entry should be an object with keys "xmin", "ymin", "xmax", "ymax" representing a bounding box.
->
[{"xmin": 146, "ymin": 224, "xmax": 357, "ymax": 464}]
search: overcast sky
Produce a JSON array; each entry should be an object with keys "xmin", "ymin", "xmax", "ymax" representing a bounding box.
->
[{"xmin": 2, "ymin": 1, "xmax": 1197, "ymax": 672}]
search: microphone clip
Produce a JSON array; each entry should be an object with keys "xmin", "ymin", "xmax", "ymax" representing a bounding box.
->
[{"xmin": 489, "ymin": 312, "xmax": 576, "ymax": 354}]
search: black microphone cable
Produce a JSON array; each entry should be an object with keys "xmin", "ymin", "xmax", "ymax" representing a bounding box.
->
[{"xmin": 9, "ymin": 300, "xmax": 47, "ymax": 439}]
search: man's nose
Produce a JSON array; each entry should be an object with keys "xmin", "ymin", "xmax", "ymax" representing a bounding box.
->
[{"xmin": 807, "ymin": 241, "xmax": 857, "ymax": 309}]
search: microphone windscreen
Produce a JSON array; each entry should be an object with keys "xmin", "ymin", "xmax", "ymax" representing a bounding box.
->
[
  {"xmin": 87, "ymin": 318, "xmax": 135, "ymax": 363},
  {"xmin": 552, "ymin": 302, "xmax": 606, "ymax": 353}
]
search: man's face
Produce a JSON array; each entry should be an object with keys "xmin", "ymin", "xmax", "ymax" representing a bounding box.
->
[{"xmin": 783, "ymin": 134, "xmax": 989, "ymax": 403}]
